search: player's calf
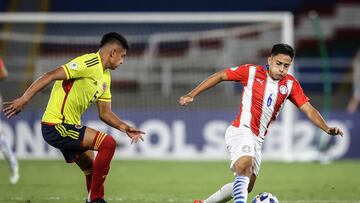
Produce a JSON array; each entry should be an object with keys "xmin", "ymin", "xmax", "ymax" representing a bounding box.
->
[
  {"xmin": 232, "ymin": 156, "xmax": 252, "ymax": 203},
  {"xmin": 76, "ymin": 151, "xmax": 95, "ymax": 192},
  {"xmin": 90, "ymin": 133, "xmax": 116, "ymax": 201}
]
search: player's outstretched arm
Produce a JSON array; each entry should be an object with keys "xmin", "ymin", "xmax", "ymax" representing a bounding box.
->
[
  {"xmin": 179, "ymin": 70, "xmax": 229, "ymax": 106},
  {"xmin": 3, "ymin": 67, "xmax": 67, "ymax": 118},
  {"xmin": 97, "ymin": 101, "xmax": 145, "ymax": 144},
  {"xmin": 299, "ymin": 102, "xmax": 343, "ymax": 136}
]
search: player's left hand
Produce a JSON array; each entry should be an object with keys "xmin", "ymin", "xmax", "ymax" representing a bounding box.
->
[
  {"xmin": 327, "ymin": 127, "xmax": 343, "ymax": 137},
  {"xmin": 179, "ymin": 94, "xmax": 194, "ymax": 106},
  {"xmin": 126, "ymin": 126, "xmax": 145, "ymax": 144}
]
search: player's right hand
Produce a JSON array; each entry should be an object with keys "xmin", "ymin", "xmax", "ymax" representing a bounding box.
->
[
  {"xmin": 179, "ymin": 94, "xmax": 194, "ymax": 106},
  {"xmin": 3, "ymin": 97, "xmax": 27, "ymax": 119},
  {"xmin": 125, "ymin": 126, "xmax": 145, "ymax": 144}
]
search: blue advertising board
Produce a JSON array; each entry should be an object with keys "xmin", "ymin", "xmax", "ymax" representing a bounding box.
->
[{"xmin": 1, "ymin": 109, "xmax": 358, "ymax": 160}]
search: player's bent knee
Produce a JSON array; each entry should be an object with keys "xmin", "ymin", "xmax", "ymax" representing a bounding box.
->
[
  {"xmin": 234, "ymin": 156, "xmax": 253, "ymax": 177},
  {"xmin": 101, "ymin": 135, "xmax": 116, "ymax": 151},
  {"xmin": 93, "ymin": 132, "xmax": 117, "ymax": 151}
]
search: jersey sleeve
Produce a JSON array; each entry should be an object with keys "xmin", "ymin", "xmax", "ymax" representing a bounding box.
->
[
  {"xmin": 98, "ymin": 71, "xmax": 112, "ymax": 102},
  {"xmin": 225, "ymin": 64, "xmax": 250, "ymax": 85},
  {"xmin": 62, "ymin": 56, "xmax": 96, "ymax": 80},
  {"xmin": 288, "ymin": 78, "xmax": 310, "ymax": 108}
]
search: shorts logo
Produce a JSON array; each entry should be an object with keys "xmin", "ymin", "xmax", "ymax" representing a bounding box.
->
[
  {"xmin": 75, "ymin": 124, "xmax": 83, "ymax": 129},
  {"xmin": 102, "ymin": 82, "xmax": 107, "ymax": 91},
  {"xmin": 69, "ymin": 62, "xmax": 78, "ymax": 70},
  {"xmin": 242, "ymin": 145, "xmax": 252, "ymax": 153},
  {"xmin": 279, "ymin": 85, "xmax": 288, "ymax": 95}
]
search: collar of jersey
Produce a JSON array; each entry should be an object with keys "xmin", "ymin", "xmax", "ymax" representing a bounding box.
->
[{"xmin": 96, "ymin": 52, "xmax": 105, "ymax": 73}]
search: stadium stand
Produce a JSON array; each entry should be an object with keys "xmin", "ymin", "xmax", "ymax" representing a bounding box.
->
[{"xmin": 0, "ymin": 0, "xmax": 359, "ymax": 110}]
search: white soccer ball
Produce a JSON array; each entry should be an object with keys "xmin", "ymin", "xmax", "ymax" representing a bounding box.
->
[{"xmin": 251, "ymin": 192, "xmax": 279, "ymax": 203}]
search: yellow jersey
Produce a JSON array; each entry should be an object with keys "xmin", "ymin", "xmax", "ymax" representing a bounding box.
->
[{"xmin": 42, "ymin": 52, "xmax": 112, "ymax": 124}]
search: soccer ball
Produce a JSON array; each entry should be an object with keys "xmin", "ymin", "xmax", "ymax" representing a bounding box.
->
[{"xmin": 251, "ymin": 192, "xmax": 279, "ymax": 203}]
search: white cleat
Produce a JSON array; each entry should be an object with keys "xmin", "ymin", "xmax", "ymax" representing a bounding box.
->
[{"xmin": 9, "ymin": 165, "xmax": 19, "ymax": 184}]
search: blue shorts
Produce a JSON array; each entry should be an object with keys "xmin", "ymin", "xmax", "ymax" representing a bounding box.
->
[{"xmin": 41, "ymin": 123, "xmax": 87, "ymax": 163}]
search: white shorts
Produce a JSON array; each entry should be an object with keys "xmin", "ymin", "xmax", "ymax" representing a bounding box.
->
[{"xmin": 225, "ymin": 125, "xmax": 263, "ymax": 176}]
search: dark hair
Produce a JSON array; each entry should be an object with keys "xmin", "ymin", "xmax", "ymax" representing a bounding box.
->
[
  {"xmin": 271, "ymin": 43, "xmax": 295, "ymax": 59},
  {"xmin": 100, "ymin": 32, "xmax": 129, "ymax": 50}
]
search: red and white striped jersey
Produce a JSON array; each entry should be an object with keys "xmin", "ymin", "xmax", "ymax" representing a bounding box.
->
[{"xmin": 226, "ymin": 64, "xmax": 309, "ymax": 139}]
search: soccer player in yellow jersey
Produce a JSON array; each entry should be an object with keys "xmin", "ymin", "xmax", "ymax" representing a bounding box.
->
[{"xmin": 3, "ymin": 32, "xmax": 145, "ymax": 203}]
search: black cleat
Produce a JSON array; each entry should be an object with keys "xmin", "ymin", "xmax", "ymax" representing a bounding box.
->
[{"xmin": 91, "ymin": 198, "xmax": 107, "ymax": 203}]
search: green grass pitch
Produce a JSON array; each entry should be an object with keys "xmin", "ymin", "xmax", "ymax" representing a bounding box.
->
[{"xmin": 0, "ymin": 160, "xmax": 359, "ymax": 203}]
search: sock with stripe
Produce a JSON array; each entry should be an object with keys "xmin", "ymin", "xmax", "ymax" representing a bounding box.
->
[
  {"xmin": 233, "ymin": 176, "xmax": 249, "ymax": 203},
  {"xmin": 90, "ymin": 133, "xmax": 116, "ymax": 201},
  {"xmin": 84, "ymin": 168, "xmax": 104, "ymax": 202},
  {"xmin": 204, "ymin": 182, "xmax": 233, "ymax": 203}
]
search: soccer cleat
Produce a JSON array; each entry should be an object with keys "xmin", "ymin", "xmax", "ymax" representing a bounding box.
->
[
  {"xmin": 9, "ymin": 165, "xmax": 19, "ymax": 184},
  {"xmin": 194, "ymin": 200, "xmax": 204, "ymax": 203},
  {"xmin": 91, "ymin": 198, "xmax": 107, "ymax": 203}
]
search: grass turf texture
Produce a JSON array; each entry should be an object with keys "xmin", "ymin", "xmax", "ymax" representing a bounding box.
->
[{"xmin": 0, "ymin": 160, "xmax": 359, "ymax": 203}]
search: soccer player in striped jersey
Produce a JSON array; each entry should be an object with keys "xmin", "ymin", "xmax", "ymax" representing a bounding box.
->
[
  {"xmin": 180, "ymin": 44, "xmax": 343, "ymax": 203},
  {"xmin": 0, "ymin": 58, "xmax": 19, "ymax": 184},
  {"xmin": 3, "ymin": 32, "xmax": 145, "ymax": 203}
]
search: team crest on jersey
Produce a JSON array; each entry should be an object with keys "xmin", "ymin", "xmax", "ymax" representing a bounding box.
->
[
  {"xmin": 69, "ymin": 62, "xmax": 78, "ymax": 70},
  {"xmin": 279, "ymin": 85, "xmax": 288, "ymax": 95},
  {"xmin": 230, "ymin": 66, "xmax": 239, "ymax": 71},
  {"xmin": 102, "ymin": 82, "xmax": 107, "ymax": 91}
]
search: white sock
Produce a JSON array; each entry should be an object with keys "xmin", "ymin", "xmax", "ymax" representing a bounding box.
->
[
  {"xmin": 233, "ymin": 176, "xmax": 249, "ymax": 203},
  {"xmin": 204, "ymin": 182, "xmax": 233, "ymax": 203},
  {"xmin": 0, "ymin": 133, "xmax": 18, "ymax": 171}
]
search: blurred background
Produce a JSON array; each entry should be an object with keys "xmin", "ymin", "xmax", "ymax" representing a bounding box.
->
[{"xmin": 0, "ymin": 0, "xmax": 359, "ymax": 161}]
